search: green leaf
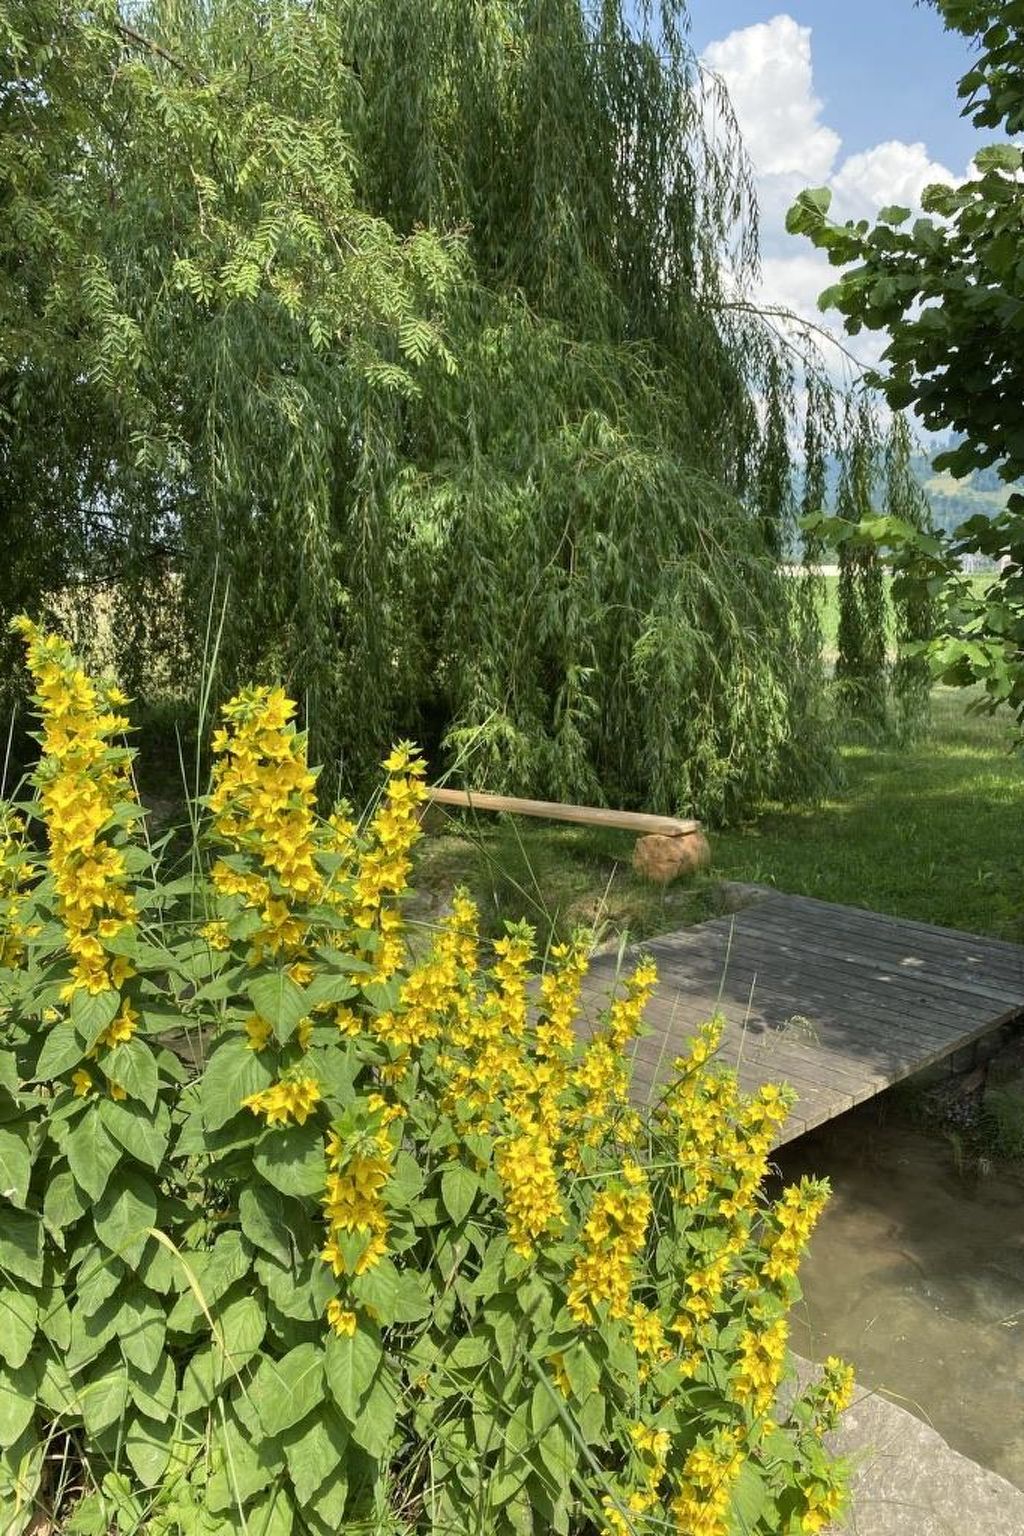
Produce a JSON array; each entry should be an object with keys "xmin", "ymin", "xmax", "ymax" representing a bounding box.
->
[
  {"xmin": 441, "ymin": 1165, "xmax": 478, "ymax": 1225},
  {"xmin": 201, "ymin": 1036, "xmax": 274, "ymax": 1130},
  {"xmin": 975, "ymin": 144, "xmax": 1023, "ymax": 174},
  {"xmin": 349, "ymin": 1364, "xmax": 399, "ymax": 1459},
  {"xmin": 206, "ymin": 1409, "xmax": 281, "ymax": 1512},
  {"xmin": 282, "ymin": 1404, "xmax": 348, "ymax": 1506},
  {"xmin": 43, "ymin": 1168, "xmax": 89, "ymax": 1239},
  {"xmin": 254, "ymin": 1343, "xmax": 324, "ymax": 1437},
  {"xmin": 303, "ymin": 973, "xmax": 358, "ymax": 1009},
  {"xmin": 99, "ymin": 1095, "xmax": 170, "ymax": 1169},
  {"xmin": 0, "ymin": 1051, "xmax": 19, "ymax": 1099},
  {"xmin": 324, "ymin": 1325, "xmax": 381, "ymax": 1423},
  {"xmin": 253, "ymin": 1122, "xmax": 325, "ymax": 1197},
  {"xmin": 79, "ymin": 1353, "xmax": 129, "ymax": 1437},
  {"xmin": 118, "ymin": 1286, "xmax": 167, "ymax": 1375},
  {"xmin": 93, "ymin": 1169, "xmax": 158, "ymax": 1266},
  {"xmin": 310, "ymin": 1460, "xmax": 350, "ymax": 1525},
  {"xmin": 34, "ymin": 1020, "xmax": 85, "ymax": 1080},
  {"xmin": 352, "ymin": 1257, "xmax": 400, "ymax": 1322},
  {"xmin": 0, "ymin": 1288, "xmax": 37, "ymax": 1371},
  {"xmin": 785, "ymin": 185, "xmax": 832, "ymax": 235},
  {"xmin": 127, "ymin": 1355, "xmax": 176, "ymax": 1423},
  {"xmin": 125, "ymin": 1413, "xmax": 175, "ymax": 1486},
  {"xmin": 0, "ymin": 1125, "xmax": 32, "ymax": 1208},
  {"xmin": 247, "ymin": 974, "xmax": 308, "ymax": 1043},
  {"xmin": 247, "ymin": 1483, "xmax": 295, "ymax": 1536},
  {"xmin": 239, "ymin": 1183, "xmax": 293, "ymax": 1265},
  {"xmin": 66, "ymin": 1112, "xmax": 121, "ymax": 1201},
  {"xmin": 166, "ymin": 1231, "xmax": 252, "ymax": 1330},
  {"xmin": 100, "ymin": 1039, "xmax": 158, "ymax": 1109},
  {"xmin": 75, "ymin": 1252, "xmax": 123, "ymax": 1318},
  {"xmin": 0, "ymin": 1209, "xmax": 42, "ymax": 1286},
  {"xmin": 70, "ymin": 989, "xmax": 121, "ymax": 1050},
  {"xmin": 0, "ymin": 1360, "xmax": 37, "ymax": 1447}
]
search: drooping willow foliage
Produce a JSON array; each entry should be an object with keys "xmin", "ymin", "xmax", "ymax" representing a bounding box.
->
[{"xmin": 1, "ymin": 0, "xmax": 924, "ymax": 819}]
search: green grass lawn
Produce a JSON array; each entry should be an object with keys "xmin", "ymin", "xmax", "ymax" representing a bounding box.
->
[{"xmin": 413, "ymin": 687, "xmax": 1024, "ymax": 946}]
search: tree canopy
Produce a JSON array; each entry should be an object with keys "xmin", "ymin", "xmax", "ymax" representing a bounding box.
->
[
  {"xmin": 2, "ymin": 0, "xmax": 915, "ymax": 815},
  {"xmin": 788, "ymin": 0, "xmax": 1024, "ymax": 721}
]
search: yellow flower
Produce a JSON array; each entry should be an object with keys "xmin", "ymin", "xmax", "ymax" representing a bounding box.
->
[
  {"xmin": 108, "ymin": 1081, "xmax": 127, "ymax": 1102},
  {"xmin": 326, "ymin": 1300, "xmax": 358, "ymax": 1337},
  {"xmin": 245, "ymin": 1013, "xmax": 273, "ymax": 1052},
  {"xmin": 72, "ymin": 1069, "xmax": 93, "ymax": 1097},
  {"xmin": 496, "ymin": 1131, "xmax": 563, "ymax": 1258},
  {"xmin": 242, "ymin": 1078, "xmax": 322, "ymax": 1126}
]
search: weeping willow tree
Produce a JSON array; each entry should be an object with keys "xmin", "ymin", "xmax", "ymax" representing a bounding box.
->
[{"xmin": 1, "ymin": 0, "xmax": 922, "ymax": 818}]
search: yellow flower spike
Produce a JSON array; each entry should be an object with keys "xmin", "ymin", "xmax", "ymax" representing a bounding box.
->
[
  {"xmin": 496, "ymin": 1130, "xmax": 563, "ymax": 1258},
  {"xmin": 243, "ymin": 1078, "xmax": 322, "ymax": 1127}
]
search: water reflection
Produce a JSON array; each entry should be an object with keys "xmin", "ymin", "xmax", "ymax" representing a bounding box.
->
[{"xmin": 777, "ymin": 1101, "xmax": 1024, "ymax": 1489}]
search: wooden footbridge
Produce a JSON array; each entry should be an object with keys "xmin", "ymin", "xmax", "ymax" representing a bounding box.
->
[{"xmin": 582, "ymin": 888, "xmax": 1024, "ymax": 1145}]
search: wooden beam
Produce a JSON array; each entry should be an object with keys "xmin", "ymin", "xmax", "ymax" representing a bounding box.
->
[{"xmin": 427, "ymin": 786, "xmax": 700, "ymax": 838}]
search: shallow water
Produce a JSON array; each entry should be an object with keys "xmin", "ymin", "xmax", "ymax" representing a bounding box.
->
[{"xmin": 777, "ymin": 1103, "xmax": 1024, "ymax": 1489}]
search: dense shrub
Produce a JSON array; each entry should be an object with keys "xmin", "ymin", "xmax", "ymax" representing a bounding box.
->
[{"xmin": 0, "ymin": 624, "xmax": 853, "ymax": 1535}]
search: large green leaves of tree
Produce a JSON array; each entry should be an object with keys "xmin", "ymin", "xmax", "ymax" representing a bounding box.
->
[{"xmin": 788, "ymin": 1, "xmax": 1024, "ymax": 722}]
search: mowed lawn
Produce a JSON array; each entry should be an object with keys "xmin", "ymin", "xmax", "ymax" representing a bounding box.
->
[
  {"xmin": 414, "ymin": 687, "xmax": 1024, "ymax": 945},
  {"xmin": 715, "ymin": 689, "xmax": 1024, "ymax": 942}
]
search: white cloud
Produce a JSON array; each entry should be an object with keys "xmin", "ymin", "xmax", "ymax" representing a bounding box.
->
[
  {"xmin": 704, "ymin": 15, "xmax": 839, "ymax": 180},
  {"xmin": 831, "ymin": 140, "xmax": 955, "ymax": 220},
  {"xmin": 702, "ymin": 14, "xmax": 959, "ymax": 369}
]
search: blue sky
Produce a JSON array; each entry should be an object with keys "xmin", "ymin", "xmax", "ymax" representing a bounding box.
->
[{"xmin": 687, "ymin": 2, "xmax": 984, "ymax": 169}]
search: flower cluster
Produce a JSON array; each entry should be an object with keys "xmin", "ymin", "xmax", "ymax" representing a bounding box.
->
[
  {"xmin": 670, "ymin": 1431, "xmax": 745, "ymax": 1536},
  {"xmin": 242, "ymin": 1076, "xmax": 322, "ymax": 1126},
  {"xmin": 495, "ymin": 1130, "xmax": 563, "ymax": 1257},
  {"xmin": 567, "ymin": 1160, "xmax": 652, "ymax": 1323},
  {"xmin": 0, "ymin": 807, "xmax": 37, "ymax": 969},
  {"xmin": 762, "ymin": 1177, "xmax": 830, "ymax": 1286},
  {"xmin": 321, "ymin": 1109, "xmax": 398, "ymax": 1323},
  {"xmin": 14, "ymin": 618, "xmax": 137, "ymax": 997}
]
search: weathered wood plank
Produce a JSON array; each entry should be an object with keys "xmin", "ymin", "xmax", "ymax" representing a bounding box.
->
[
  {"xmin": 427, "ymin": 786, "xmax": 700, "ymax": 838},
  {"xmin": 578, "ymin": 891, "xmax": 1024, "ymax": 1148}
]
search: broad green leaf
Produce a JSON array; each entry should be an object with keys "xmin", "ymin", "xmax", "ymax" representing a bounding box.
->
[
  {"xmin": 79, "ymin": 1354, "xmax": 129, "ymax": 1437},
  {"xmin": 349, "ymin": 1364, "xmax": 399, "ymax": 1459},
  {"xmin": 239, "ymin": 1183, "xmax": 293, "ymax": 1265},
  {"xmin": 247, "ymin": 1482, "xmax": 295, "ymax": 1536},
  {"xmin": 255, "ymin": 1343, "xmax": 324, "ymax": 1437},
  {"xmin": 0, "ymin": 1360, "xmax": 36, "ymax": 1447},
  {"xmin": 34, "ymin": 1020, "xmax": 85, "ymax": 1080},
  {"xmin": 247, "ymin": 974, "xmax": 308, "ymax": 1043},
  {"xmin": 392, "ymin": 1270, "xmax": 433, "ymax": 1323},
  {"xmin": 253, "ymin": 1122, "xmax": 325, "ymax": 1197},
  {"xmin": 324, "ymin": 1325, "xmax": 381, "ymax": 1423},
  {"xmin": 303, "ymin": 973, "xmax": 357, "ymax": 1009},
  {"xmin": 125, "ymin": 1413, "xmax": 175, "ymax": 1487},
  {"xmin": 0, "ymin": 1125, "xmax": 31, "ymax": 1208},
  {"xmin": 70, "ymin": 989, "xmax": 121, "ymax": 1050},
  {"xmin": 205, "ymin": 1410, "xmax": 280, "ymax": 1512},
  {"xmin": 257, "ymin": 1253, "xmax": 333, "ymax": 1323},
  {"xmin": 93, "ymin": 1169, "xmax": 158, "ymax": 1266},
  {"xmin": 37, "ymin": 1357, "xmax": 78, "ymax": 1417},
  {"xmin": 74, "ymin": 1252, "xmax": 123, "ymax": 1318},
  {"xmin": 118, "ymin": 1286, "xmax": 167, "ymax": 1375},
  {"xmin": 43, "ymin": 1168, "xmax": 89, "ymax": 1239},
  {"xmin": 66, "ymin": 1112, "xmax": 121, "ymax": 1201},
  {"xmin": 352, "ymin": 1257, "xmax": 399, "ymax": 1322},
  {"xmin": 441, "ymin": 1165, "xmax": 478, "ymax": 1225},
  {"xmin": 201, "ymin": 1036, "xmax": 274, "ymax": 1130},
  {"xmin": 310, "ymin": 1461, "xmax": 349, "ymax": 1525},
  {"xmin": 99, "ymin": 1094, "xmax": 170, "ymax": 1169},
  {"xmin": 0, "ymin": 1288, "xmax": 37, "ymax": 1370},
  {"xmin": 166, "ymin": 1231, "xmax": 252, "ymax": 1331},
  {"xmin": 127, "ymin": 1355, "xmax": 176, "ymax": 1423},
  {"xmin": 100, "ymin": 1039, "xmax": 158, "ymax": 1110},
  {"xmin": 282, "ymin": 1404, "xmax": 348, "ymax": 1506},
  {"xmin": 0, "ymin": 1209, "xmax": 42, "ymax": 1286},
  {"xmin": 0, "ymin": 1052, "xmax": 19, "ymax": 1098}
]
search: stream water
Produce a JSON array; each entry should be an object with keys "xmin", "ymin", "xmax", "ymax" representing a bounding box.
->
[{"xmin": 777, "ymin": 1101, "xmax": 1024, "ymax": 1489}]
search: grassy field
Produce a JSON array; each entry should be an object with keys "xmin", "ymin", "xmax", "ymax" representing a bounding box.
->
[{"xmin": 413, "ymin": 687, "xmax": 1024, "ymax": 946}]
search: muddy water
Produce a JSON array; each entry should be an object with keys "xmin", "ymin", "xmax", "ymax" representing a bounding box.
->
[{"xmin": 776, "ymin": 1104, "xmax": 1024, "ymax": 1489}]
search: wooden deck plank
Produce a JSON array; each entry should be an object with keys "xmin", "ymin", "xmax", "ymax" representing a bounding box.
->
[{"xmin": 578, "ymin": 891, "xmax": 1024, "ymax": 1147}]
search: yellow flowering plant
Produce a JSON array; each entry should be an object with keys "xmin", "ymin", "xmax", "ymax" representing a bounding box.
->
[{"xmin": 0, "ymin": 626, "xmax": 853, "ymax": 1536}]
